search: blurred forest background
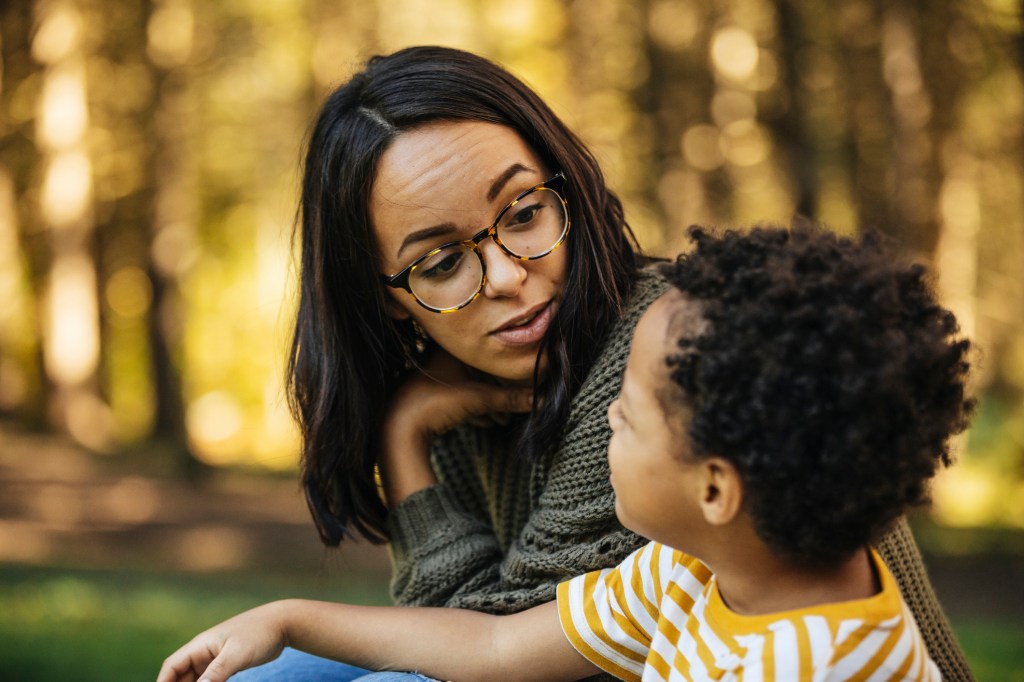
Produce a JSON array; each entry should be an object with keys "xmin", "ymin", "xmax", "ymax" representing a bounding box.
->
[{"xmin": 0, "ymin": 0, "xmax": 1022, "ymax": 680}]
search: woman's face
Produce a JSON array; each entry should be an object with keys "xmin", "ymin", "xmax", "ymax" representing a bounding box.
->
[{"xmin": 371, "ymin": 121, "xmax": 569, "ymax": 384}]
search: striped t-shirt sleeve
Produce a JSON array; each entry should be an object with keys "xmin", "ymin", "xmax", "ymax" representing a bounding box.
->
[{"xmin": 557, "ymin": 542, "xmax": 676, "ymax": 682}]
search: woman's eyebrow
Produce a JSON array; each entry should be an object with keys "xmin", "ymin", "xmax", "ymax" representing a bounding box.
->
[
  {"xmin": 397, "ymin": 223, "xmax": 459, "ymax": 261},
  {"xmin": 486, "ymin": 162, "xmax": 533, "ymax": 202}
]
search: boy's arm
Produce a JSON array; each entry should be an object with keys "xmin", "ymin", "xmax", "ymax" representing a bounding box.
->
[{"xmin": 157, "ymin": 600, "xmax": 599, "ymax": 682}]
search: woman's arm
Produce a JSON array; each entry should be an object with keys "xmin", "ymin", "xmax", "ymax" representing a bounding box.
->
[
  {"xmin": 156, "ymin": 600, "xmax": 597, "ymax": 682},
  {"xmin": 379, "ymin": 349, "xmax": 534, "ymax": 506},
  {"xmin": 381, "ymin": 350, "xmax": 529, "ymax": 609},
  {"xmin": 386, "ymin": 341, "xmax": 639, "ymax": 612}
]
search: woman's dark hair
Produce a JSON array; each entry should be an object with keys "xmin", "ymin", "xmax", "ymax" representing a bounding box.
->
[
  {"xmin": 660, "ymin": 224, "xmax": 974, "ymax": 564},
  {"xmin": 289, "ymin": 46, "xmax": 639, "ymax": 545}
]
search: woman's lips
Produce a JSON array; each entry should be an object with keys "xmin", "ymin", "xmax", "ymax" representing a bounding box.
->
[{"xmin": 490, "ymin": 301, "xmax": 554, "ymax": 345}]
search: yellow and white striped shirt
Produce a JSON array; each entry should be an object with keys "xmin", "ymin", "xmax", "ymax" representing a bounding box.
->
[{"xmin": 557, "ymin": 542, "xmax": 939, "ymax": 681}]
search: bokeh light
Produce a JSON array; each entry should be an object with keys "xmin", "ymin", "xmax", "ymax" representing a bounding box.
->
[{"xmin": 0, "ymin": 0, "xmax": 1019, "ymax": 537}]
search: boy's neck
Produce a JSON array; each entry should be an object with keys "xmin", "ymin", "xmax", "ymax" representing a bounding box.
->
[{"xmin": 709, "ymin": 543, "xmax": 880, "ymax": 616}]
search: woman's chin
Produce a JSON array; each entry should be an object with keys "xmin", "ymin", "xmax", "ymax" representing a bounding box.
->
[{"xmin": 486, "ymin": 349, "xmax": 546, "ymax": 386}]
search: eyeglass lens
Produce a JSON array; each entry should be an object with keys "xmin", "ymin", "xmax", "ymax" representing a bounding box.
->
[{"xmin": 409, "ymin": 187, "xmax": 567, "ymax": 311}]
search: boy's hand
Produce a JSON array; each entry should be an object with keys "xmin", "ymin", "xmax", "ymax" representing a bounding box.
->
[{"xmin": 156, "ymin": 603, "xmax": 289, "ymax": 682}]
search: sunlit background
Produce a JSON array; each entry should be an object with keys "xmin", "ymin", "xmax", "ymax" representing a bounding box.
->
[{"xmin": 1, "ymin": 0, "xmax": 1022, "ymax": 679}]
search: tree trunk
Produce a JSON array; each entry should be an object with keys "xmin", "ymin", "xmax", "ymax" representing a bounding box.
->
[
  {"xmin": 142, "ymin": 0, "xmax": 204, "ymax": 475},
  {"xmin": 0, "ymin": 1, "xmax": 49, "ymax": 425}
]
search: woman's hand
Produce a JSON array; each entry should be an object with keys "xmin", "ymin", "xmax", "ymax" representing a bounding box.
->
[
  {"xmin": 380, "ymin": 348, "xmax": 533, "ymax": 505},
  {"xmin": 156, "ymin": 603, "xmax": 289, "ymax": 682}
]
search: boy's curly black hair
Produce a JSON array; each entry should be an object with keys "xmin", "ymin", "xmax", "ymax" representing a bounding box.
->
[{"xmin": 661, "ymin": 223, "xmax": 974, "ymax": 565}]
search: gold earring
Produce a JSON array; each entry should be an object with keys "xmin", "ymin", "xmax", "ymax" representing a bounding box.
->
[{"xmin": 411, "ymin": 319, "xmax": 430, "ymax": 354}]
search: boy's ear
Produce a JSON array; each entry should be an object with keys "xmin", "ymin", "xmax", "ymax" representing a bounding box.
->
[{"xmin": 697, "ymin": 457, "xmax": 743, "ymax": 526}]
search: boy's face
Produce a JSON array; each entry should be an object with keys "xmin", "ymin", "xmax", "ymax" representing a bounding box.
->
[{"xmin": 607, "ymin": 290, "xmax": 707, "ymax": 550}]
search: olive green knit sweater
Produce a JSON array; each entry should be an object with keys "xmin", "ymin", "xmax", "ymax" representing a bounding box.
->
[{"xmin": 386, "ymin": 266, "xmax": 974, "ymax": 681}]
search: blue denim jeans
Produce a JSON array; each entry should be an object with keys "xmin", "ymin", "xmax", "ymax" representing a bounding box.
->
[{"xmin": 229, "ymin": 647, "xmax": 437, "ymax": 681}]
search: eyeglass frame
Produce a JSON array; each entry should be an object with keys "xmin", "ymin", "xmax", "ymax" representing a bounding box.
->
[{"xmin": 381, "ymin": 172, "xmax": 571, "ymax": 314}]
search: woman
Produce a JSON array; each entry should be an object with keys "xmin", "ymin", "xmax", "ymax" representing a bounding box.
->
[{"xmin": 234, "ymin": 46, "xmax": 973, "ymax": 681}]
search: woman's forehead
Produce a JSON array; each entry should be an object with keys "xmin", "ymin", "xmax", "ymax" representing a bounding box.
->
[
  {"xmin": 369, "ymin": 121, "xmax": 546, "ymax": 265},
  {"xmin": 374, "ymin": 121, "xmax": 540, "ymax": 199}
]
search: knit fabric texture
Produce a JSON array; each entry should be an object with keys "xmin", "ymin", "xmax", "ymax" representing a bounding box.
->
[
  {"xmin": 385, "ymin": 265, "xmax": 974, "ymax": 682},
  {"xmin": 878, "ymin": 515, "xmax": 976, "ymax": 681}
]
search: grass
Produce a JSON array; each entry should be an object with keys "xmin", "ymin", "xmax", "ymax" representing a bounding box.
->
[
  {"xmin": 952, "ymin": 619, "xmax": 1024, "ymax": 681},
  {"xmin": 0, "ymin": 564, "xmax": 1021, "ymax": 681},
  {"xmin": 0, "ymin": 564, "xmax": 391, "ymax": 681}
]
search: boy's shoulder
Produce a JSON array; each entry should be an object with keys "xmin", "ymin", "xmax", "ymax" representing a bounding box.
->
[
  {"xmin": 699, "ymin": 549, "xmax": 938, "ymax": 680},
  {"xmin": 652, "ymin": 546, "xmax": 937, "ymax": 679},
  {"xmin": 559, "ymin": 544, "xmax": 938, "ymax": 681}
]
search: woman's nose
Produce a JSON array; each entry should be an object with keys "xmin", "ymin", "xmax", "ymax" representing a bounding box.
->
[{"xmin": 480, "ymin": 239, "xmax": 526, "ymax": 299}]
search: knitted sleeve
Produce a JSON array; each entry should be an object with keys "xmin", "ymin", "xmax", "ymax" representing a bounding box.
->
[
  {"xmin": 385, "ymin": 421, "xmax": 530, "ymax": 608},
  {"xmin": 386, "ymin": 479, "xmax": 507, "ymax": 607},
  {"xmin": 877, "ymin": 516, "xmax": 976, "ymax": 681},
  {"xmin": 386, "ymin": 268, "xmax": 669, "ymax": 616}
]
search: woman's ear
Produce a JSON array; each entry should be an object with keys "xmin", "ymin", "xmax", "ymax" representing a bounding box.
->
[
  {"xmin": 697, "ymin": 457, "xmax": 743, "ymax": 526},
  {"xmin": 384, "ymin": 295, "xmax": 412, "ymax": 321}
]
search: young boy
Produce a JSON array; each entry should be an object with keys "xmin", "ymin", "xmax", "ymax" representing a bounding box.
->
[{"xmin": 158, "ymin": 225, "xmax": 972, "ymax": 682}]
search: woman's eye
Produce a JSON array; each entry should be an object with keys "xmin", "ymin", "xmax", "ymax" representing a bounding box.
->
[
  {"xmin": 507, "ymin": 203, "xmax": 541, "ymax": 227},
  {"xmin": 421, "ymin": 251, "xmax": 463, "ymax": 279}
]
